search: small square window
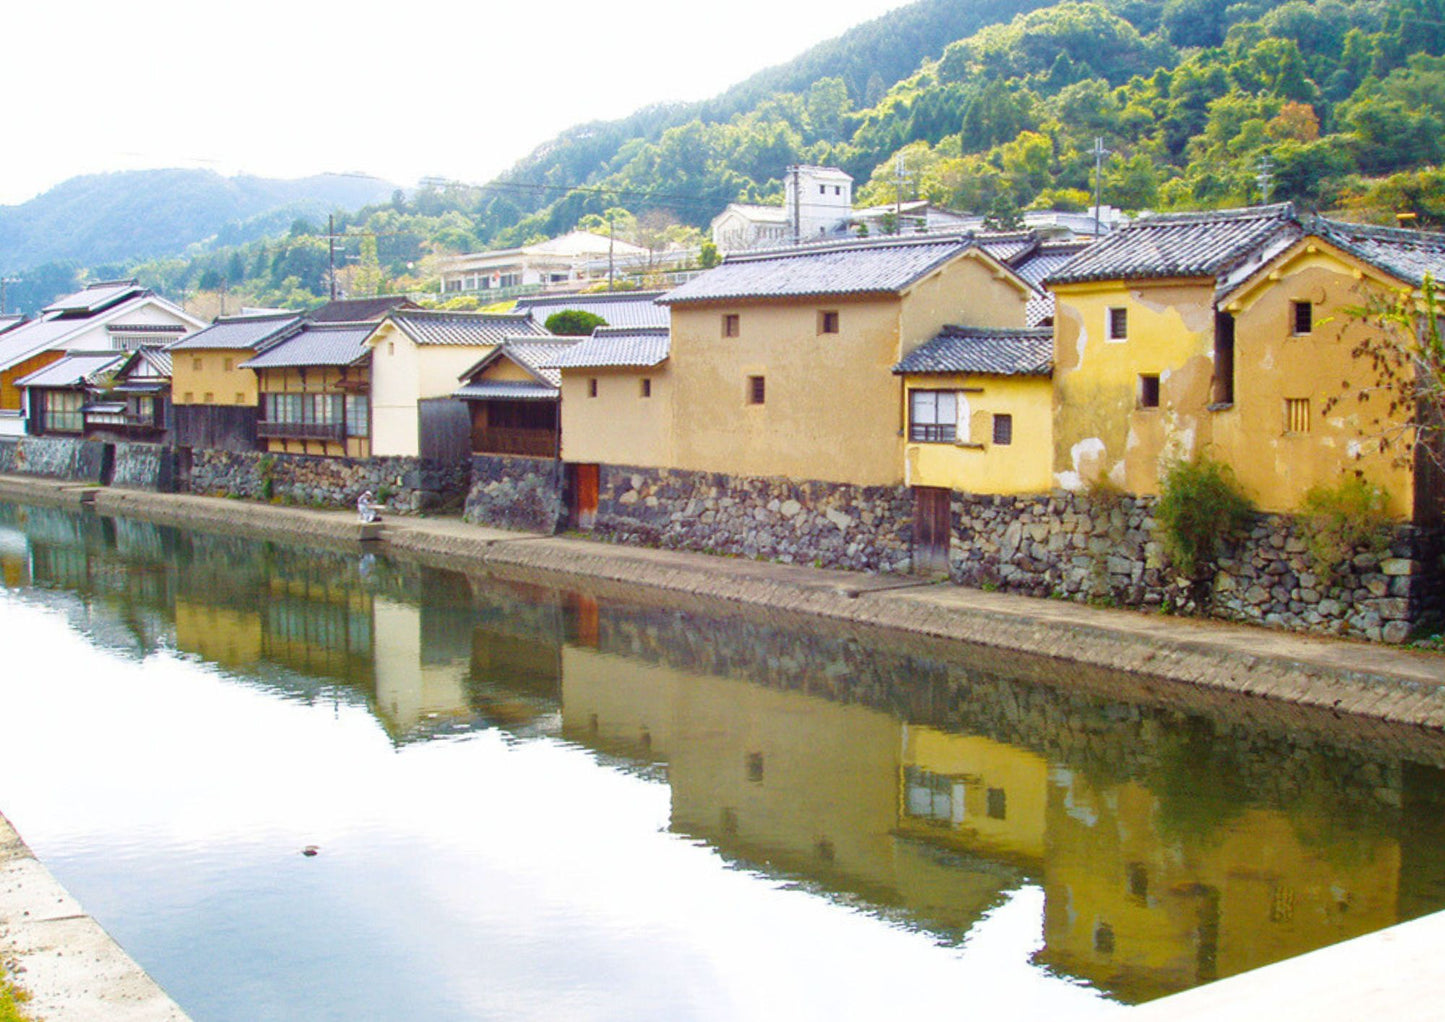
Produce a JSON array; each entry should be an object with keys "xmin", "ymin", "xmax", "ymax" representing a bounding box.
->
[
  {"xmin": 234, "ymin": 392, "xmax": 244, "ymax": 405},
  {"xmin": 819, "ymin": 310, "xmax": 839, "ymax": 334},
  {"xmin": 819, "ymin": 184, "xmax": 826, "ymax": 194},
  {"xmin": 640, "ymin": 378, "xmax": 651, "ymax": 398},
  {"xmin": 723, "ymin": 313, "xmax": 740, "ymax": 338},
  {"xmin": 1293, "ymin": 301, "xmax": 1313, "ymax": 335},
  {"xmin": 203, "ymin": 392, "xmax": 214, "ymax": 404},
  {"xmin": 223, "ymin": 357, "xmax": 232, "ymax": 372},
  {"xmin": 1139, "ymin": 374, "xmax": 1160, "ymax": 408},
  {"xmin": 986, "ymin": 787, "xmax": 1007, "ymax": 820},
  {"xmin": 992, "ymin": 413, "xmax": 1013, "ymax": 445},
  {"xmin": 192, "ymin": 357, "xmax": 203, "ymax": 372},
  {"xmin": 1285, "ymin": 397, "xmax": 1310, "ymax": 433},
  {"xmin": 1108, "ymin": 307, "xmax": 1128, "ymax": 340},
  {"xmin": 748, "ymin": 375, "xmax": 766, "ymax": 405},
  {"xmin": 588, "ymin": 378, "xmax": 598, "ymax": 398},
  {"xmin": 746, "ymin": 752, "xmax": 764, "ymax": 782}
]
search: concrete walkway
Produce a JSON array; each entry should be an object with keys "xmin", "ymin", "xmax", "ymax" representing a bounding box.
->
[
  {"xmin": 0, "ymin": 813, "xmax": 189, "ymax": 1021},
  {"xmin": 1130, "ymin": 907, "xmax": 1445, "ymax": 1020}
]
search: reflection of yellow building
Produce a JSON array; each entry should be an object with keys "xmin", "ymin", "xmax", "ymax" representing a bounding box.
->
[
  {"xmin": 558, "ymin": 646, "xmax": 1020, "ymax": 935},
  {"xmin": 1037, "ymin": 768, "xmax": 1400, "ymax": 1004},
  {"xmin": 372, "ymin": 596, "xmax": 470, "ymax": 732},
  {"xmin": 899, "ymin": 725, "xmax": 1049, "ymax": 866},
  {"xmin": 174, "ymin": 601, "xmax": 263, "ymax": 668}
]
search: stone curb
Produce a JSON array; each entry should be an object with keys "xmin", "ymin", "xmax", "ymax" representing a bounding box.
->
[{"xmin": 0, "ymin": 812, "xmax": 190, "ymax": 1021}]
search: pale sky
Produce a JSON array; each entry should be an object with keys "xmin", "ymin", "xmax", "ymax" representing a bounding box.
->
[{"xmin": 0, "ymin": 0, "xmax": 914, "ymax": 206}]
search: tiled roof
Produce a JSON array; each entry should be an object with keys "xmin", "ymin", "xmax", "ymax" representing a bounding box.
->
[
  {"xmin": 168, "ymin": 313, "xmax": 304, "ymax": 351},
  {"xmin": 15, "ymin": 351, "xmax": 125, "ymax": 388},
  {"xmin": 459, "ymin": 339, "xmax": 580, "ymax": 389},
  {"xmin": 240, "ymin": 322, "xmax": 377, "ymax": 369},
  {"xmin": 659, "ymin": 235, "xmax": 979, "ymax": 304},
  {"xmin": 453, "ymin": 381, "xmax": 559, "ymax": 401},
  {"xmin": 106, "ymin": 323, "xmax": 186, "ymax": 334},
  {"xmin": 1047, "ymin": 204, "xmax": 1300, "ymax": 285},
  {"xmin": 546, "ymin": 326, "xmax": 670, "ymax": 369},
  {"xmin": 1315, "ymin": 218, "xmax": 1445, "ymax": 288},
  {"xmin": 0, "ymin": 293, "xmax": 167, "ymax": 372},
  {"xmin": 894, "ymin": 327, "xmax": 1053, "ymax": 377},
  {"xmin": 306, "ymin": 295, "xmax": 419, "ymax": 323},
  {"xmin": 386, "ymin": 310, "xmax": 550, "ymax": 346},
  {"xmin": 116, "ymin": 346, "xmax": 173, "ymax": 379},
  {"xmin": 1010, "ymin": 240, "xmax": 1093, "ymax": 289},
  {"xmin": 514, "ymin": 290, "xmax": 670, "ymax": 329},
  {"xmin": 42, "ymin": 280, "xmax": 147, "ymax": 315},
  {"xmin": 976, "ymin": 232, "xmax": 1039, "ymax": 264},
  {"xmin": 0, "ymin": 315, "xmax": 24, "ymax": 334}
]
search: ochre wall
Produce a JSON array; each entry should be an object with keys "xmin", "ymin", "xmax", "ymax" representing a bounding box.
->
[
  {"xmin": 559, "ymin": 366, "xmax": 672, "ymax": 467},
  {"xmin": 903, "ymin": 373, "xmax": 1053, "ymax": 493},
  {"xmin": 1215, "ymin": 251, "xmax": 1416, "ymax": 516},
  {"xmin": 664, "ymin": 255, "xmax": 1030, "ymax": 486},
  {"xmin": 172, "ymin": 349, "xmax": 259, "ymax": 407},
  {"xmin": 1, "ymin": 351, "xmax": 64, "ymax": 412},
  {"xmin": 1051, "ymin": 279, "xmax": 1218, "ymax": 494},
  {"xmin": 256, "ymin": 366, "xmax": 371, "ymax": 459}
]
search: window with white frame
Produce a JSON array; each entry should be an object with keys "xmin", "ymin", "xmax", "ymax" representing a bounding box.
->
[
  {"xmin": 44, "ymin": 390, "xmax": 83, "ymax": 432},
  {"xmin": 909, "ymin": 390, "xmax": 957, "ymax": 442},
  {"xmin": 345, "ymin": 395, "xmax": 369, "ymax": 437}
]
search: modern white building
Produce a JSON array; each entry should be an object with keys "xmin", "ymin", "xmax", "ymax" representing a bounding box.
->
[
  {"xmin": 438, "ymin": 231, "xmax": 651, "ymax": 297},
  {"xmin": 711, "ymin": 165, "xmax": 856, "ymax": 253}
]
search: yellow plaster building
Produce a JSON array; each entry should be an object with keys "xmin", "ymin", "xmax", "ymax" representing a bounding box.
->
[
  {"xmin": 1047, "ymin": 206, "xmax": 1445, "ymax": 519},
  {"xmin": 550, "ymin": 326, "xmax": 673, "ymax": 468},
  {"xmin": 241, "ymin": 321, "xmax": 378, "ymax": 458},
  {"xmin": 169, "ymin": 313, "xmax": 306, "ymax": 450},
  {"xmin": 657, "ymin": 235, "xmax": 1038, "ymax": 488}
]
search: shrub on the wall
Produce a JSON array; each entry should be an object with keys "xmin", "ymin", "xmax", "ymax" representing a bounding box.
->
[
  {"xmin": 1299, "ymin": 477, "xmax": 1394, "ymax": 582},
  {"xmin": 1155, "ymin": 454, "xmax": 1254, "ymax": 577}
]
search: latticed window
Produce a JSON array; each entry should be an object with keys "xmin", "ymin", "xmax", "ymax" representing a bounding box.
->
[
  {"xmin": 1108, "ymin": 307, "xmax": 1128, "ymax": 340},
  {"xmin": 43, "ymin": 390, "xmax": 83, "ymax": 432},
  {"xmin": 345, "ymin": 395, "xmax": 369, "ymax": 437},
  {"xmin": 993, "ymin": 413, "xmax": 1014, "ymax": 445},
  {"xmin": 909, "ymin": 390, "xmax": 957, "ymax": 442},
  {"xmin": 1293, "ymin": 301, "xmax": 1313, "ymax": 335}
]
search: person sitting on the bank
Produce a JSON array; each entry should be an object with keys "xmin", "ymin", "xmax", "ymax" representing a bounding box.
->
[{"xmin": 357, "ymin": 490, "xmax": 382, "ymax": 524}]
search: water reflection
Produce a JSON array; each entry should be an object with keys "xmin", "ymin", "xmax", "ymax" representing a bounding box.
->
[{"xmin": 3, "ymin": 500, "xmax": 1445, "ymax": 1010}]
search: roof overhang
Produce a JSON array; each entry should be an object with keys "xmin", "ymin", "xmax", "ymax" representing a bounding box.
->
[{"xmin": 1218, "ymin": 234, "xmax": 1412, "ymax": 314}]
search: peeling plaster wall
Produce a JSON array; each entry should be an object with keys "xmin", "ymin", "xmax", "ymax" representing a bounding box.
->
[{"xmin": 1052, "ymin": 280, "xmax": 1217, "ymax": 495}]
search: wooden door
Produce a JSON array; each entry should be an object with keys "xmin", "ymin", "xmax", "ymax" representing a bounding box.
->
[
  {"xmin": 569, "ymin": 463, "xmax": 599, "ymax": 530},
  {"xmin": 913, "ymin": 486, "xmax": 952, "ymax": 576}
]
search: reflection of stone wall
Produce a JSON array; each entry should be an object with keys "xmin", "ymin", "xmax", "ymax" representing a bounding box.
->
[
  {"xmin": 949, "ymin": 491, "xmax": 1439, "ymax": 643},
  {"xmin": 188, "ymin": 450, "xmax": 468, "ymax": 514},
  {"xmin": 0, "ymin": 436, "xmax": 108, "ymax": 482},
  {"xmin": 588, "ymin": 464, "xmax": 913, "ymax": 573},
  {"xmin": 464, "ymin": 455, "xmax": 564, "ymax": 534}
]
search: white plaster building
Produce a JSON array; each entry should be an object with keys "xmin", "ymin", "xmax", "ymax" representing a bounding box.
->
[{"xmin": 438, "ymin": 231, "xmax": 651, "ymax": 296}]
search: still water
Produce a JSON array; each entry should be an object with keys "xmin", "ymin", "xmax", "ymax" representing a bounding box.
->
[{"xmin": 2, "ymin": 501, "xmax": 1445, "ymax": 1021}]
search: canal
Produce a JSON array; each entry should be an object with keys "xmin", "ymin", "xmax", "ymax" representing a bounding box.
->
[{"xmin": 2, "ymin": 500, "xmax": 1445, "ymax": 1020}]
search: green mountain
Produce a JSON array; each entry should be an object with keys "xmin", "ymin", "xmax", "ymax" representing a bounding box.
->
[
  {"xmin": 33, "ymin": 0, "xmax": 1445, "ymax": 312},
  {"xmin": 0, "ymin": 169, "xmax": 395, "ymax": 309}
]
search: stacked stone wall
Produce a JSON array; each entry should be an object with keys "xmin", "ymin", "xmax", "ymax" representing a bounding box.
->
[
  {"xmin": 950, "ymin": 491, "xmax": 1440, "ymax": 643},
  {"xmin": 0, "ymin": 436, "xmax": 108, "ymax": 483},
  {"xmin": 589, "ymin": 465, "xmax": 913, "ymax": 573},
  {"xmin": 463, "ymin": 455, "xmax": 565, "ymax": 534},
  {"xmin": 111, "ymin": 442, "xmax": 177, "ymax": 491},
  {"xmin": 188, "ymin": 450, "xmax": 468, "ymax": 514}
]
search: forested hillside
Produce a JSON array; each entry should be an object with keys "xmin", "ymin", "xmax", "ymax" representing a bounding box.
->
[{"xmin": 20, "ymin": 0, "xmax": 1445, "ymax": 313}]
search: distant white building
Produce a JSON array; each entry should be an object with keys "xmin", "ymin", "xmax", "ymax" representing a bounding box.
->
[
  {"xmin": 439, "ymin": 231, "xmax": 651, "ymax": 296},
  {"xmin": 711, "ymin": 165, "xmax": 855, "ymax": 253}
]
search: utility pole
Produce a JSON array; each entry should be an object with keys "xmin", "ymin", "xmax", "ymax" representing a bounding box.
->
[
  {"xmin": 1092, "ymin": 137, "xmax": 1111, "ymax": 237},
  {"xmin": 0, "ymin": 276, "xmax": 19, "ymax": 316},
  {"xmin": 791, "ymin": 165, "xmax": 801, "ymax": 246},
  {"xmin": 1255, "ymin": 154, "xmax": 1274, "ymax": 205},
  {"xmin": 608, "ymin": 212, "xmax": 615, "ymax": 292},
  {"xmin": 894, "ymin": 154, "xmax": 911, "ymax": 231},
  {"xmin": 328, "ymin": 213, "xmax": 337, "ymax": 300}
]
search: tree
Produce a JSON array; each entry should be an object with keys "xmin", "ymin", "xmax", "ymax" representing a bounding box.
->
[{"xmin": 544, "ymin": 310, "xmax": 608, "ymax": 336}]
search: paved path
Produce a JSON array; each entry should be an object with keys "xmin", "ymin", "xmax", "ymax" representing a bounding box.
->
[{"xmin": 0, "ymin": 813, "xmax": 189, "ymax": 1021}]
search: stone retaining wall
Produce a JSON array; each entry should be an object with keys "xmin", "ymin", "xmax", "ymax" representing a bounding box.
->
[
  {"xmin": 950, "ymin": 491, "xmax": 1440, "ymax": 643},
  {"xmin": 589, "ymin": 464, "xmax": 913, "ymax": 573},
  {"xmin": 111, "ymin": 442, "xmax": 178, "ymax": 491},
  {"xmin": 0, "ymin": 436, "xmax": 109, "ymax": 483},
  {"xmin": 188, "ymin": 450, "xmax": 468, "ymax": 514},
  {"xmin": 463, "ymin": 454, "xmax": 565, "ymax": 533}
]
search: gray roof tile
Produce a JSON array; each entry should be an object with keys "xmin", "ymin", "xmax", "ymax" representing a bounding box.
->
[
  {"xmin": 546, "ymin": 326, "xmax": 670, "ymax": 369},
  {"xmin": 1315, "ymin": 218, "xmax": 1445, "ymax": 288},
  {"xmin": 388, "ymin": 310, "xmax": 550, "ymax": 346},
  {"xmin": 168, "ymin": 313, "xmax": 304, "ymax": 351},
  {"xmin": 514, "ymin": 290, "xmax": 670, "ymax": 329},
  {"xmin": 1048, "ymin": 204, "xmax": 1299, "ymax": 285},
  {"xmin": 42, "ymin": 280, "xmax": 147, "ymax": 315},
  {"xmin": 659, "ymin": 235, "xmax": 980, "ymax": 304},
  {"xmin": 453, "ymin": 381, "xmax": 559, "ymax": 401},
  {"xmin": 240, "ymin": 322, "xmax": 377, "ymax": 369},
  {"xmin": 894, "ymin": 327, "xmax": 1053, "ymax": 377},
  {"xmin": 16, "ymin": 351, "xmax": 125, "ymax": 388}
]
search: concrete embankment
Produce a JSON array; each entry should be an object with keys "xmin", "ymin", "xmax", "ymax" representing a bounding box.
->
[
  {"xmin": 4, "ymin": 475, "xmax": 1437, "ymax": 730},
  {"xmin": 0, "ymin": 812, "xmax": 189, "ymax": 1021}
]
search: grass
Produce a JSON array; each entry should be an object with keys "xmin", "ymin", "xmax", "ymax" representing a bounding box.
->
[{"xmin": 0, "ymin": 966, "xmax": 32, "ymax": 1022}]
